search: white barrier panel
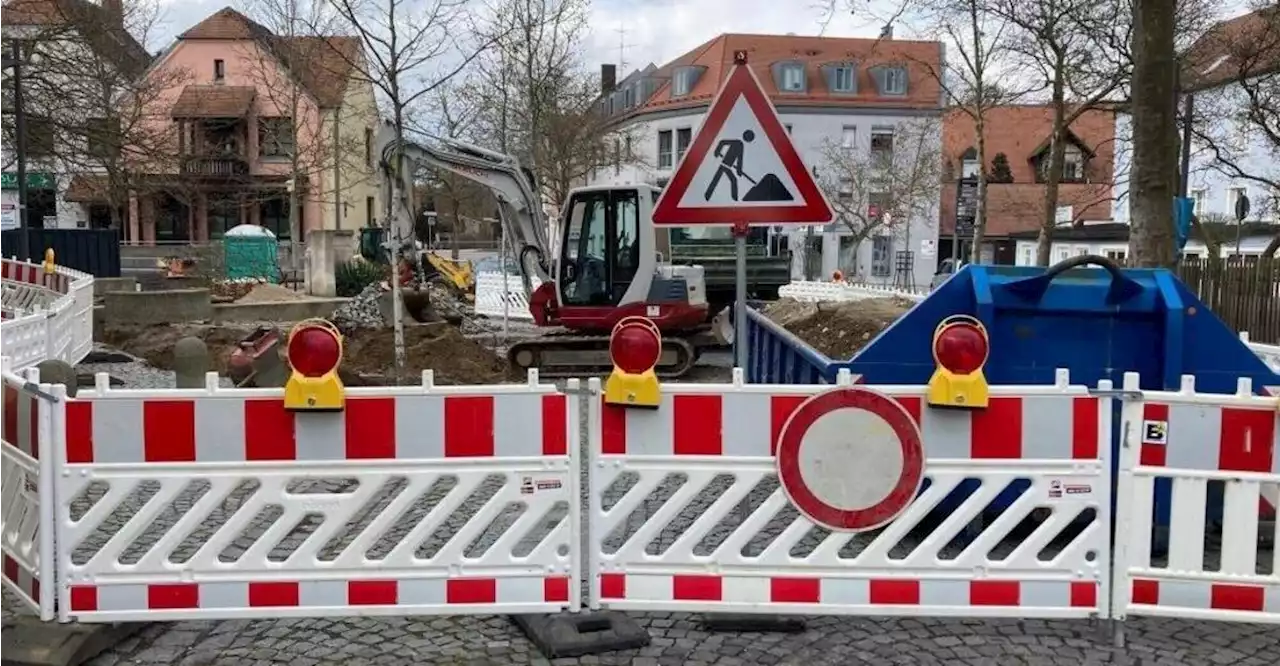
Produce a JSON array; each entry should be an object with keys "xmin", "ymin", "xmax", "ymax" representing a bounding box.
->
[
  {"xmin": 0, "ymin": 362, "xmax": 60, "ymax": 621},
  {"xmin": 56, "ymin": 371, "xmax": 581, "ymax": 623},
  {"xmin": 1112, "ymin": 373, "xmax": 1280, "ymax": 625},
  {"xmin": 1240, "ymin": 332, "xmax": 1280, "ymax": 374},
  {"xmin": 588, "ymin": 370, "xmax": 1112, "ymax": 619},
  {"xmin": 778, "ymin": 280, "xmax": 925, "ymax": 303},
  {"xmin": 0, "ymin": 258, "xmax": 95, "ymax": 369},
  {"xmin": 473, "ymin": 271, "xmax": 541, "ymax": 320}
]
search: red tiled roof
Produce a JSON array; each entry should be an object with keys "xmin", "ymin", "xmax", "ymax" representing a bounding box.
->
[
  {"xmin": 1, "ymin": 0, "xmax": 151, "ymax": 76},
  {"xmin": 170, "ymin": 85, "xmax": 256, "ymax": 118},
  {"xmin": 939, "ymin": 183, "xmax": 1115, "ymax": 237},
  {"xmin": 627, "ymin": 33, "xmax": 942, "ymax": 116},
  {"xmin": 1182, "ymin": 5, "xmax": 1280, "ymax": 91}
]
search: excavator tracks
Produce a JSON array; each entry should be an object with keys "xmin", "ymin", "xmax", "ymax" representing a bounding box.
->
[{"xmin": 507, "ymin": 333, "xmax": 701, "ymax": 379}]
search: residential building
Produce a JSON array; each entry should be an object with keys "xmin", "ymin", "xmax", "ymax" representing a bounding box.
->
[
  {"xmin": 1112, "ymin": 6, "xmax": 1280, "ymax": 230},
  {"xmin": 586, "ymin": 32, "xmax": 946, "ymax": 288},
  {"xmin": 1009, "ymin": 222, "xmax": 1279, "ymax": 265},
  {"xmin": 940, "ymin": 105, "xmax": 1117, "ymax": 266},
  {"xmin": 113, "ymin": 7, "xmax": 381, "ymax": 244},
  {"xmin": 1, "ymin": 0, "xmax": 150, "ymax": 230}
]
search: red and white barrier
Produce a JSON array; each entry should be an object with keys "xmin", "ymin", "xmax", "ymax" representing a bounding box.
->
[
  {"xmin": 1, "ymin": 362, "xmax": 60, "ymax": 621},
  {"xmin": 587, "ymin": 370, "xmax": 1113, "ymax": 619},
  {"xmin": 0, "ymin": 258, "xmax": 94, "ymax": 370},
  {"xmin": 56, "ymin": 372, "xmax": 581, "ymax": 623},
  {"xmin": 1112, "ymin": 373, "xmax": 1280, "ymax": 625}
]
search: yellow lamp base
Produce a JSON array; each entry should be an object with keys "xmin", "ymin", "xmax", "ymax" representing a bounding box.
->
[
  {"xmin": 604, "ymin": 370, "xmax": 661, "ymax": 409},
  {"xmin": 926, "ymin": 369, "xmax": 989, "ymax": 409},
  {"xmin": 284, "ymin": 373, "xmax": 346, "ymax": 411}
]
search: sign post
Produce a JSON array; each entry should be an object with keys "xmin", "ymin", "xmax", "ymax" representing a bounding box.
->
[{"xmin": 650, "ymin": 50, "xmax": 833, "ymax": 371}]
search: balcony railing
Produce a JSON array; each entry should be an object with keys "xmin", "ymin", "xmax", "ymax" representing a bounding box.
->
[{"xmin": 180, "ymin": 155, "xmax": 249, "ymax": 177}]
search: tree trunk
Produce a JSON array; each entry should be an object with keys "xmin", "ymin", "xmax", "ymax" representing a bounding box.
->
[
  {"xmin": 1035, "ymin": 71, "xmax": 1068, "ymax": 267},
  {"xmin": 1128, "ymin": 0, "xmax": 1179, "ymax": 267},
  {"xmin": 967, "ymin": 0, "xmax": 989, "ymax": 263}
]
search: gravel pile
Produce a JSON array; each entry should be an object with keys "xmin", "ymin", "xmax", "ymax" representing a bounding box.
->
[{"xmin": 331, "ymin": 284, "xmax": 385, "ymax": 333}]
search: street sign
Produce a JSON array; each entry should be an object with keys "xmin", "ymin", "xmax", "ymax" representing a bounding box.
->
[
  {"xmin": 953, "ymin": 177, "xmax": 978, "ymax": 237},
  {"xmin": 775, "ymin": 387, "xmax": 925, "ymax": 532},
  {"xmin": 1235, "ymin": 192, "xmax": 1251, "ymax": 221},
  {"xmin": 651, "ymin": 53, "xmax": 832, "ymax": 227}
]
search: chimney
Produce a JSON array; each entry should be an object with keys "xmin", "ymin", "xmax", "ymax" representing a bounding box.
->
[
  {"xmin": 102, "ymin": 0, "xmax": 123, "ymax": 26},
  {"xmin": 879, "ymin": 23, "xmax": 894, "ymax": 39},
  {"xmin": 601, "ymin": 63, "xmax": 617, "ymax": 94}
]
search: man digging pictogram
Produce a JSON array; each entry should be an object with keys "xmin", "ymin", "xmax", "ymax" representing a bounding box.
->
[{"xmin": 703, "ymin": 129, "xmax": 795, "ymax": 203}]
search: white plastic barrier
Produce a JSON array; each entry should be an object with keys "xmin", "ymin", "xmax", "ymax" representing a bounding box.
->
[
  {"xmin": 1240, "ymin": 332, "xmax": 1280, "ymax": 374},
  {"xmin": 778, "ymin": 280, "xmax": 925, "ymax": 303},
  {"xmin": 473, "ymin": 271, "xmax": 542, "ymax": 321},
  {"xmin": 55, "ymin": 370, "xmax": 581, "ymax": 623},
  {"xmin": 0, "ymin": 258, "xmax": 95, "ymax": 369},
  {"xmin": 0, "ymin": 362, "xmax": 60, "ymax": 621},
  {"xmin": 1111, "ymin": 373, "xmax": 1280, "ymax": 626},
  {"xmin": 587, "ymin": 369, "xmax": 1112, "ymax": 619}
]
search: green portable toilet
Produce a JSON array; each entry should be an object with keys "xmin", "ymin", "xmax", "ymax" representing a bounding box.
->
[{"xmin": 224, "ymin": 224, "xmax": 280, "ymax": 282}]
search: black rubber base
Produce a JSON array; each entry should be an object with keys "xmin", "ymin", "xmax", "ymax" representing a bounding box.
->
[
  {"xmin": 0, "ymin": 617, "xmax": 145, "ymax": 666},
  {"xmin": 701, "ymin": 614, "xmax": 807, "ymax": 633},
  {"xmin": 511, "ymin": 611, "xmax": 650, "ymax": 658}
]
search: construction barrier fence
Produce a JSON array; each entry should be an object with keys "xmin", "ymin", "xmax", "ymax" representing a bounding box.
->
[{"xmin": 0, "ymin": 360, "xmax": 1275, "ymax": 629}]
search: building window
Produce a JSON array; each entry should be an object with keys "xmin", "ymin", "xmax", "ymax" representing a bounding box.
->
[
  {"xmin": 781, "ymin": 64, "xmax": 805, "ymax": 92},
  {"xmin": 841, "ymin": 126, "xmax": 857, "ymax": 149},
  {"xmin": 871, "ymin": 235, "xmax": 893, "ymax": 277},
  {"xmin": 960, "ymin": 147, "xmax": 979, "ymax": 178},
  {"xmin": 657, "ymin": 130, "xmax": 673, "ymax": 169},
  {"xmin": 1229, "ymin": 187, "xmax": 1248, "ymax": 219},
  {"xmin": 259, "ymin": 196, "xmax": 290, "ymax": 239},
  {"xmin": 208, "ymin": 195, "xmax": 239, "ymax": 239},
  {"xmin": 1191, "ymin": 188, "xmax": 1207, "ymax": 214},
  {"xmin": 672, "ymin": 67, "xmax": 700, "ymax": 97},
  {"xmin": 85, "ymin": 117, "xmax": 120, "ymax": 159},
  {"xmin": 27, "ymin": 116, "xmax": 55, "ymax": 158},
  {"xmin": 366, "ymin": 196, "xmax": 376, "ymax": 227},
  {"xmin": 881, "ymin": 67, "xmax": 907, "ymax": 95},
  {"xmin": 675, "ymin": 128, "xmax": 692, "ymax": 162},
  {"xmin": 1062, "ymin": 145, "xmax": 1084, "ymax": 182},
  {"xmin": 832, "ymin": 65, "xmax": 855, "ymax": 92},
  {"xmin": 365, "ymin": 127, "xmax": 374, "ymax": 167},
  {"xmin": 837, "ymin": 177, "xmax": 853, "ymax": 202},
  {"xmin": 259, "ymin": 117, "xmax": 295, "ymax": 157},
  {"xmin": 1105, "ymin": 249, "xmax": 1128, "ymax": 264},
  {"xmin": 214, "ymin": 59, "xmax": 225, "ymax": 82},
  {"xmin": 870, "ymin": 127, "xmax": 894, "ymax": 166},
  {"xmin": 1018, "ymin": 245, "xmax": 1034, "ymax": 266}
]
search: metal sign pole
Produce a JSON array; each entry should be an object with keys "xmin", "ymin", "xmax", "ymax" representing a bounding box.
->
[{"xmin": 733, "ymin": 221, "xmax": 748, "ymax": 370}]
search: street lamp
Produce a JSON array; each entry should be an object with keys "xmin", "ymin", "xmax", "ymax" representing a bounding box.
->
[{"xmin": 2, "ymin": 40, "xmax": 31, "ymax": 260}]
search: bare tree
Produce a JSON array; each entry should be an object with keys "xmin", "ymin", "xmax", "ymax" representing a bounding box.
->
[
  {"xmin": 815, "ymin": 118, "xmax": 942, "ymax": 277},
  {"xmin": 987, "ymin": 0, "xmax": 1131, "ymax": 265}
]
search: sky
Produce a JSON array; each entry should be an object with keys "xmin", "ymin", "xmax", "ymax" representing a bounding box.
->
[{"xmin": 149, "ymin": 0, "xmax": 1256, "ymax": 76}]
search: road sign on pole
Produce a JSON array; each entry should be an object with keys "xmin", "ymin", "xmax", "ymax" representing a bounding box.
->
[{"xmin": 651, "ymin": 51, "xmax": 833, "ymax": 227}]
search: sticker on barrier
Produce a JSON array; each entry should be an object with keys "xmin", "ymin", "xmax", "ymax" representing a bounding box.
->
[
  {"xmin": 0, "ymin": 365, "xmax": 59, "ymax": 621},
  {"xmin": 55, "ymin": 373, "xmax": 582, "ymax": 623},
  {"xmin": 588, "ymin": 371, "xmax": 1114, "ymax": 619}
]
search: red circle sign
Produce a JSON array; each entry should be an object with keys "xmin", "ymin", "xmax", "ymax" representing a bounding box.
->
[{"xmin": 775, "ymin": 387, "xmax": 925, "ymax": 532}]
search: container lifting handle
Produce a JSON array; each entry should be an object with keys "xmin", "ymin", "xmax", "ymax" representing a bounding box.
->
[{"xmin": 1004, "ymin": 254, "xmax": 1143, "ymax": 305}]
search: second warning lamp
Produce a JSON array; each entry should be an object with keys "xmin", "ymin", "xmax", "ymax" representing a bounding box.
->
[
  {"xmin": 926, "ymin": 314, "xmax": 990, "ymax": 409},
  {"xmin": 284, "ymin": 319, "xmax": 346, "ymax": 412},
  {"xmin": 604, "ymin": 316, "xmax": 663, "ymax": 409}
]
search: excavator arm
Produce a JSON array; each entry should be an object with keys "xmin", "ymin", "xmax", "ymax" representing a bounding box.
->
[{"xmin": 376, "ymin": 122, "xmax": 553, "ymax": 296}]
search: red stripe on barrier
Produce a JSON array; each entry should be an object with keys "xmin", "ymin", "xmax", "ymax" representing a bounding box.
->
[
  {"xmin": 149, "ymin": 583, "xmax": 199, "ymax": 609},
  {"xmin": 1140, "ymin": 403, "xmax": 1168, "ymax": 466},
  {"xmin": 672, "ymin": 574, "xmax": 721, "ymax": 601},
  {"xmin": 248, "ymin": 582, "xmax": 300, "ymax": 607},
  {"xmin": 769, "ymin": 395, "xmax": 806, "ymax": 456},
  {"xmin": 3, "ymin": 384, "xmax": 18, "ymax": 447},
  {"xmin": 544, "ymin": 577, "xmax": 570, "ymax": 603},
  {"xmin": 600, "ymin": 573, "xmax": 625, "ymax": 599},
  {"xmin": 2, "ymin": 555, "xmax": 17, "ymax": 583},
  {"xmin": 345, "ymin": 397, "xmax": 396, "ymax": 459},
  {"xmin": 69, "ymin": 585, "xmax": 98, "ymax": 611},
  {"xmin": 244, "ymin": 399, "xmax": 295, "ymax": 460},
  {"xmin": 770, "ymin": 577, "xmax": 820, "ymax": 603},
  {"xmin": 971, "ymin": 397, "xmax": 1022, "ymax": 459},
  {"xmin": 144, "ymin": 400, "xmax": 195, "ymax": 462},
  {"xmin": 447, "ymin": 578, "xmax": 496, "ymax": 604},
  {"xmin": 1211, "ymin": 584, "xmax": 1264, "ymax": 612},
  {"xmin": 65, "ymin": 401, "xmax": 94, "ymax": 463},
  {"xmin": 348, "ymin": 580, "xmax": 397, "ymax": 605},
  {"xmin": 1218, "ymin": 407, "xmax": 1274, "ymax": 473},
  {"xmin": 444, "ymin": 396, "xmax": 494, "ymax": 457},
  {"xmin": 970, "ymin": 580, "xmax": 1019, "ymax": 606},
  {"xmin": 1131, "ymin": 579, "xmax": 1159, "ymax": 605},
  {"xmin": 1070, "ymin": 581, "xmax": 1097, "ymax": 608},
  {"xmin": 601, "ymin": 402, "xmax": 627, "ymax": 454},
  {"xmin": 893, "ymin": 396, "xmax": 923, "ymax": 429},
  {"xmin": 869, "ymin": 579, "xmax": 919, "ymax": 605},
  {"xmin": 1072, "ymin": 397, "xmax": 1100, "ymax": 459},
  {"xmin": 673, "ymin": 395, "xmax": 720, "ymax": 455},
  {"xmin": 541, "ymin": 394, "xmax": 567, "ymax": 456}
]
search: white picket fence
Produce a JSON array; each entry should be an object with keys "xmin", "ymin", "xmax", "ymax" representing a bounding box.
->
[
  {"xmin": 0, "ymin": 259, "xmax": 95, "ymax": 370},
  {"xmin": 778, "ymin": 280, "xmax": 925, "ymax": 303},
  {"xmin": 473, "ymin": 270, "xmax": 541, "ymax": 320}
]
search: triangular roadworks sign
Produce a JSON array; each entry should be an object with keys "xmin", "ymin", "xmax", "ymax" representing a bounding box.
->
[{"xmin": 652, "ymin": 53, "xmax": 833, "ymax": 227}]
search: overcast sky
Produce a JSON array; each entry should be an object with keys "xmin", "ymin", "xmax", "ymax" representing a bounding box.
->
[{"xmin": 149, "ymin": 0, "xmax": 1254, "ymax": 75}]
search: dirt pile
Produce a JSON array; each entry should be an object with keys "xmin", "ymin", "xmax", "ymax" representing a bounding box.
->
[
  {"xmin": 762, "ymin": 296, "xmax": 912, "ymax": 359},
  {"xmin": 237, "ymin": 283, "xmax": 307, "ymax": 304},
  {"xmin": 95, "ymin": 321, "xmax": 515, "ymax": 385}
]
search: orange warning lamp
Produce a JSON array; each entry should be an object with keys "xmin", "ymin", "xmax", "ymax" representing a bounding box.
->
[
  {"xmin": 284, "ymin": 319, "xmax": 345, "ymax": 412},
  {"xmin": 927, "ymin": 315, "xmax": 990, "ymax": 409},
  {"xmin": 43, "ymin": 248, "xmax": 56, "ymax": 274},
  {"xmin": 604, "ymin": 316, "xmax": 662, "ymax": 408}
]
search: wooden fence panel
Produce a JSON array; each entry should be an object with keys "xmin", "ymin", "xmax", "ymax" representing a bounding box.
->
[{"xmin": 1178, "ymin": 256, "xmax": 1280, "ymax": 343}]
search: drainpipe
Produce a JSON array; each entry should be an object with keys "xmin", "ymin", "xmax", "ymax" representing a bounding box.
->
[{"xmin": 333, "ymin": 107, "xmax": 342, "ymax": 230}]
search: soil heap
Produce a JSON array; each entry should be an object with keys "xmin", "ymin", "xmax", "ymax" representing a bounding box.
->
[{"xmin": 761, "ymin": 296, "xmax": 912, "ymax": 359}]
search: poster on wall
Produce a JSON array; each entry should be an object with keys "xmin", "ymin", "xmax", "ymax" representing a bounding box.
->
[
  {"xmin": 920, "ymin": 239, "xmax": 936, "ymax": 257},
  {"xmin": 1, "ymin": 203, "xmax": 17, "ymax": 231}
]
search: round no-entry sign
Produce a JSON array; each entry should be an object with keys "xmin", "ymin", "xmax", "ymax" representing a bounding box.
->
[{"xmin": 775, "ymin": 387, "xmax": 925, "ymax": 532}]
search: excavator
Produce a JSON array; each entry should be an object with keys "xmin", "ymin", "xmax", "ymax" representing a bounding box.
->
[{"xmin": 378, "ymin": 125, "xmax": 717, "ymax": 378}]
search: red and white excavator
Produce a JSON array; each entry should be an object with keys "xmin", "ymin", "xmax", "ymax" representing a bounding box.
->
[{"xmin": 380, "ymin": 128, "xmax": 719, "ymax": 378}]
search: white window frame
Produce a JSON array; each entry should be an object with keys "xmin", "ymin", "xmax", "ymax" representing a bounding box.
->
[
  {"xmin": 782, "ymin": 65, "xmax": 805, "ymax": 92},
  {"xmin": 882, "ymin": 67, "xmax": 907, "ymax": 95},
  {"xmin": 1228, "ymin": 186, "xmax": 1248, "ymax": 220},
  {"xmin": 657, "ymin": 130, "xmax": 673, "ymax": 169},
  {"xmin": 833, "ymin": 66, "xmax": 854, "ymax": 92},
  {"xmin": 841, "ymin": 125, "xmax": 857, "ymax": 149},
  {"xmin": 672, "ymin": 69, "xmax": 693, "ymax": 97},
  {"xmin": 1190, "ymin": 188, "xmax": 1207, "ymax": 214}
]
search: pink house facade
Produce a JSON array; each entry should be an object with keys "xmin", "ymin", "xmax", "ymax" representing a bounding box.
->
[{"xmin": 123, "ymin": 8, "xmax": 370, "ymax": 245}]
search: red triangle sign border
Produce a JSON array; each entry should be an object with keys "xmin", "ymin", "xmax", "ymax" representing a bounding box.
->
[{"xmin": 651, "ymin": 62, "xmax": 834, "ymax": 226}]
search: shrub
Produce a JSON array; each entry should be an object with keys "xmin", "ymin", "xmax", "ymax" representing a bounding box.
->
[{"xmin": 336, "ymin": 258, "xmax": 387, "ymax": 297}]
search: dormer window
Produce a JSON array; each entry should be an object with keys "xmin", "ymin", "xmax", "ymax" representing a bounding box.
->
[
  {"xmin": 671, "ymin": 66, "xmax": 705, "ymax": 97},
  {"xmin": 822, "ymin": 62, "xmax": 856, "ymax": 93},
  {"xmin": 871, "ymin": 65, "xmax": 908, "ymax": 95},
  {"xmin": 773, "ymin": 61, "xmax": 807, "ymax": 93}
]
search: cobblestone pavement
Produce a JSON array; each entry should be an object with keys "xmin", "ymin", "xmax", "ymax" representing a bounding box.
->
[{"xmin": 5, "ymin": 593, "xmax": 1280, "ymax": 666}]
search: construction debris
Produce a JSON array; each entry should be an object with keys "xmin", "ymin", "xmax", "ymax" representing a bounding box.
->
[
  {"xmin": 762, "ymin": 297, "xmax": 912, "ymax": 360},
  {"xmin": 237, "ymin": 283, "xmax": 307, "ymax": 304},
  {"xmin": 332, "ymin": 284, "xmax": 386, "ymax": 332}
]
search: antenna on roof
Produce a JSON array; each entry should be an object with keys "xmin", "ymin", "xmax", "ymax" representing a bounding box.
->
[
  {"xmin": 614, "ymin": 24, "xmax": 636, "ymax": 72},
  {"xmin": 879, "ymin": 23, "xmax": 894, "ymax": 39}
]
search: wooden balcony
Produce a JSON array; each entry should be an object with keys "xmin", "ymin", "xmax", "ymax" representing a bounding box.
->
[{"xmin": 180, "ymin": 155, "xmax": 249, "ymax": 178}]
